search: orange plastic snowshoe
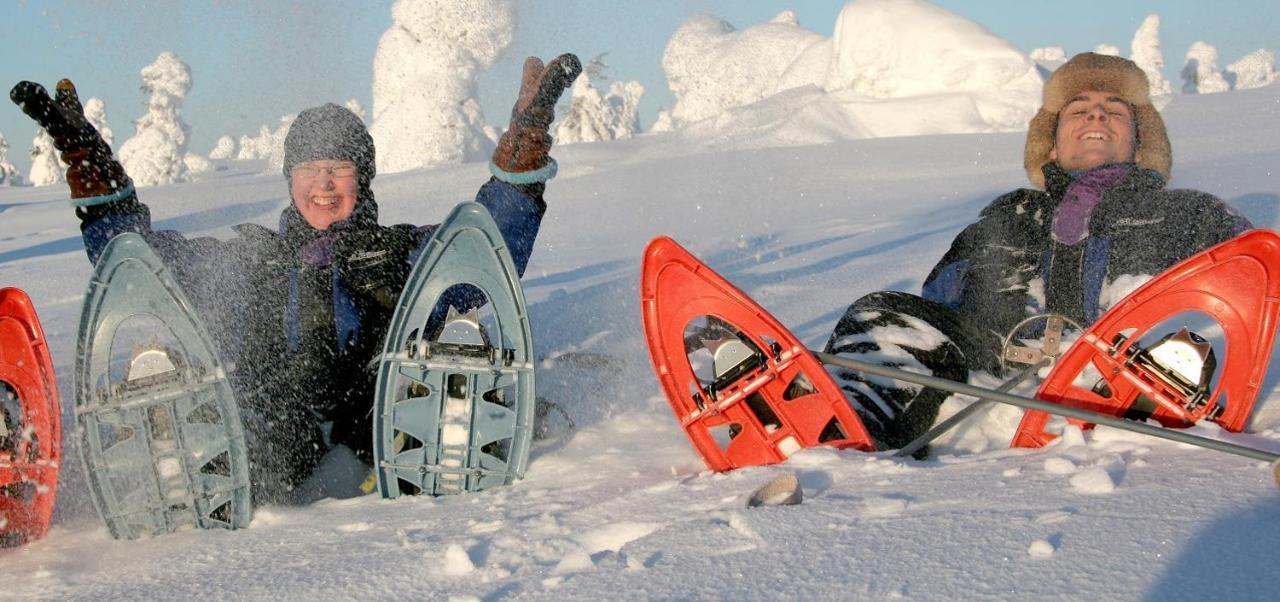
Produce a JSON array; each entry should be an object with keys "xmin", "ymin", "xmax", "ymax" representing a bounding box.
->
[
  {"xmin": 641, "ymin": 237, "xmax": 874, "ymax": 472},
  {"xmin": 1014, "ymin": 229, "xmax": 1280, "ymax": 448},
  {"xmin": 0, "ymin": 288, "xmax": 61, "ymax": 545}
]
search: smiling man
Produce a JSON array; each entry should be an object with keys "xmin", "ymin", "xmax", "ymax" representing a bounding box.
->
[
  {"xmin": 822, "ymin": 53, "xmax": 1252, "ymax": 455},
  {"xmin": 11, "ymin": 54, "xmax": 581, "ymax": 502}
]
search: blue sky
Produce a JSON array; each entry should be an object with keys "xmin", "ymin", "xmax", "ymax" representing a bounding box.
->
[{"xmin": 2, "ymin": 1, "xmax": 1278, "ymax": 177}]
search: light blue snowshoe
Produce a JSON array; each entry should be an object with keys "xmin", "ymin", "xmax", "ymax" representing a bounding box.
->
[
  {"xmin": 75, "ymin": 233, "xmax": 251, "ymax": 538},
  {"xmin": 374, "ymin": 202, "xmax": 535, "ymax": 498}
]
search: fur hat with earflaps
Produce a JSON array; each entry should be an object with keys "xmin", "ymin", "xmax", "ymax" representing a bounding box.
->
[{"xmin": 1024, "ymin": 52, "xmax": 1171, "ymax": 189}]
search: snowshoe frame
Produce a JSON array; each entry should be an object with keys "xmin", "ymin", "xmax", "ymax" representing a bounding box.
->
[
  {"xmin": 641, "ymin": 236, "xmax": 875, "ymax": 473},
  {"xmin": 76, "ymin": 233, "xmax": 251, "ymax": 539},
  {"xmin": 0, "ymin": 287, "xmax": 61, "ymax": 546},
  {"xmin": 373, "ymin": 202, "xmax": 535, "ymax": 498}
]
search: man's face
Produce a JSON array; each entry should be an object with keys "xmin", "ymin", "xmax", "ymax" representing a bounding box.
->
[
  {"xmin": 1050, "ymin": 90, "xmax": 1139, "ymax": 172},
  {"xmin": 290, "ymin": 160, "xmax": 359, "ymax": 230}
]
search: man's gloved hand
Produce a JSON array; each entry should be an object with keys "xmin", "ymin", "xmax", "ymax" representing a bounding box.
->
[
  {"xmin": 10, "ymin": 79, "xmax": 130, "ymax": 201},
  {"xmin": 490, "ymin": 54, "xmax": 582, "ymax": 182}
]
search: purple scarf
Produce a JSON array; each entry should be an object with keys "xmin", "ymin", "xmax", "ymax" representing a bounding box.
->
[{"xmin": 1051, "ymin": 163, "xmax": 1132, "ymax": 245}]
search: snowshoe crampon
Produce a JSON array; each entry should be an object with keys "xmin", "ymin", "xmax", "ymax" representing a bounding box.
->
[
  {"xmin": 640, "ymin": 237, "xmax": 874, "ymax": 472},
  {"xmin": 374, "ymin": 202, "xmax": 534, "ymax": 498},
  {"xmin": 76, "ymin": 233, "xmax": 250, "ymax": 539},
  {"xmin": 0, "ymin": 288, "xmax": 60, "ymax": 546},
  {"xmin": 1014, "ymin": 229, "xmax": 1280, "ymax": 448}
]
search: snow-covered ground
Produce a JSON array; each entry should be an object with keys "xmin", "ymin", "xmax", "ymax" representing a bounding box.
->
[{"xmin": 1, "ymin": 80, "xmax": 1279, "ymax": 599}]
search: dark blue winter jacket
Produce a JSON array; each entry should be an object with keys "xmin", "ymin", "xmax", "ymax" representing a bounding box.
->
[
  {"xmin": 921, "ymin": 162, "xmax": 1251, "ymax": 339},
  {"xmin": 74, "ymin": 177, "xmax": 545, "ymax": 457}
]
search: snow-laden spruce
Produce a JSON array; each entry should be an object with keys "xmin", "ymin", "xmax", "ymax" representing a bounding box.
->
[
  {"xmin": 662, "ymin": 11, "xmax": 825, "ymax": 126},
  {"xmin": 1031, "ymin": 46, "xmax": 1068, "ymax": 75},
  {"xmin": 208, "ymin": 135, "xmax": 237, "ymax": 160},
  {"xmin": 1094, "ymin": 43, "xmax": 1122, "ymax": 56},
  {"xmin": 0, "ymin": 131, "xmax": 21, "ymax": 186},
  {"xmin": 1226, "ymin": 49, "xmax": 1278, "ymax": 90},
  {"xmin": 342, "ymin": 98, "xmax": 366, "ymax": 123},
  {"xmin": 659, "ymin": 0, "xmax": 1041, "ymax": 148},
  {"xmin": 118, "ymin": 51, "xmax": 193, "ymax": 187},
  {"xmin": 1130, "ymin": 14, "xmax": 1174, "ymax": 98},
  {"xmin": 369, "ymin": 0, "xmax": 514, "ymax": 173},
  {"xmin": 82, "ymin": 98, "xmax": 114, "ymax": 148},
  {"xmin": 554, "ymin": 60, "xmax": 644, "ymax": 145},
  {"xmin": 27, "ymin": 128, "xmax": 64, "ymax": 187},
  {"xmin": 1182, "ymin": 42, "xmax": 1231, "ymax": 94},
  {"xmin": 235, "ymin": 114, "xmax": 296, "ymax": 171}
]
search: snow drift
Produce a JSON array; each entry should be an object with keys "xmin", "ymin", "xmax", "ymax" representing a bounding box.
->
[{"xmin": 660, "ymin": 0, "xmax": 1042, "ymax": 150}]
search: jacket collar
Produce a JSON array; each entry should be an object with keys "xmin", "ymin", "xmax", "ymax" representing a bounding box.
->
[{"xmin": 1042, "ymin": 161, "xmax": 1166, "ymax": 199}]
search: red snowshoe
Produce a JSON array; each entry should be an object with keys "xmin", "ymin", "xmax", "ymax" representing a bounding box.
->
[
  {"xmin": 641, "ymin": 237, "xmax": 874, "ymax": 472},
  {"xmin": 1013, "ymin": 229, "xmax": 1280, "ymax": 448},
  {"xmin": 0, "ymin": 288, "xmax": 61, "ymax": 546}
]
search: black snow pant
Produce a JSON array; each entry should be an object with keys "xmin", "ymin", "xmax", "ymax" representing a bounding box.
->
[{"xmin": 823, "ymin": 291, "xmax": 1004, "ymax": 455}]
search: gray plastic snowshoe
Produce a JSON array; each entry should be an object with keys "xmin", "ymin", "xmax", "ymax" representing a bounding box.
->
[
  {"xmin": 374, "ymin": 202, "xmax": 535, "ymax": 498},
  {"xmin": 75, "ymin": 233, "xmax": 251, "ymax": 538}
]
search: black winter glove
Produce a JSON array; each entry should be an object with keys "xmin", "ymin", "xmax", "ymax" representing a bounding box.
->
[{"xmin": 10, "ymin": 80, "xmax": 131, "ymax": 201}]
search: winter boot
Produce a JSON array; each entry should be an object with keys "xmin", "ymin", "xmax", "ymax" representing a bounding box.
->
[{"xmin": 824, "ymin": 291, "xmax": 1003, "ymax": 457}]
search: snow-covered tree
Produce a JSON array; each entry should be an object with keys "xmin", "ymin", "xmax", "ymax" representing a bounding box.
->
[
  {"xmin": 1030, "ymin": 46, "xmax": 1066, "ymax": 63},
  {"xmin": 1030, "ymin": 47, "xmax": 1067, "ymax": 78},
  {"xmin": 118, "ymin": 51, "xmax": 193, "ymax": 186},
  {"xmin": 83, "ymin": 98, "xmax": 114, "ymax": 148},
  {"xmin": 184, "ymin": 153, "xmax": 212, "ymax": 175},
  {"xmin": 343, "ymin": 98, "xmax": 367, "ymax": 123},
  {"xmin": 1226, "ymin": 49, "xmax": 1277, "ymax": 90},
  {"xmin": 651, "ymin": 108, "xmax": 676, "ymax": 133},
  {"xmin": 370, "ymin": 0, "xmax": 515, "ymax": 173},
  {"xmin": 822, "ymin": 0, "xmax": 1040, "ymax": 127},
  {"xmin": 663, "ymin": 11, "xmax": 824, "ymax": 127},
  {"xmin": 1094, "ymin": 44, "xmax": 1121, "ymax": 56},
  {"xmin": 0, "ymin": 131, "xmax": 22, "ymax": 186},
  {"xmin": 1181, "ymin": 42, "xmax": 1230, "ymax": 94},
  {"xmin": 1130, "ymin": 15, "xmax": 1173, "ymax": 97},
  {"xmin": 208, "ymin": 135, "xmax": 237, "ymax": 160},
  {"xmin": 236, "ymin": 113, "xmax": 296, "ymax": 172},
  {"xmin": 28, "ymin": 129, "xmax": 65, "ymax": 187},
  {"xmin": 554, "ymin": 57, "xmax": 644, "ymax": 145}
]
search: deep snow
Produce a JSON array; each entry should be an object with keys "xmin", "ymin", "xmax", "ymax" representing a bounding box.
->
[{"xmin": 0, "ymin": 82, "xmax": 1278, "ymax": 600}]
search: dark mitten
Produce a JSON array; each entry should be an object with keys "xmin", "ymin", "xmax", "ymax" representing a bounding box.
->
[
  {"xmin": 10, "ymin": 79, "xmax": 131, "ymax": 202},
  {"xmin": 490, "ymin": 54, "xmax": 582, "ymax": 182}
]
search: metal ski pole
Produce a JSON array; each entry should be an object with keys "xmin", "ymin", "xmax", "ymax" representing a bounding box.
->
[
  {"xmin": 814, "ymin": 351, "xmax": 1280, "ymax": 464},
  {"xmin": 894, "ymin": 360, "xmax": 1045, "ymax": 458}
]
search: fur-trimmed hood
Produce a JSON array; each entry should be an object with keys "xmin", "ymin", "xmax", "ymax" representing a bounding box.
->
[{"xmin": 1024, "ymin": 53, "xmax": 1171, "ymax": 189}]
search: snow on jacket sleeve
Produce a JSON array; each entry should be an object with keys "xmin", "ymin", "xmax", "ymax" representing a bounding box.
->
[{"xmin": 922, "ymin": 189, "xmax": 1049, "ymax": 337}]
